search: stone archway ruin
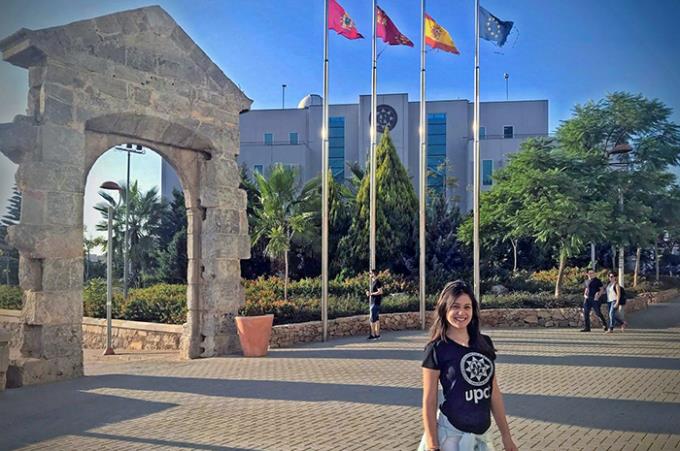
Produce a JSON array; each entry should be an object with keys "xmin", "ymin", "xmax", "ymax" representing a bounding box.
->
[{"xmin": 0, "ymin": 6, "xmax": 251, "ymax": 386}]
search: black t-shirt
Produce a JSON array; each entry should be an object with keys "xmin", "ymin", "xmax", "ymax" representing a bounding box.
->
[
  {"xmin": 422, "ymin": 335, "xmax": 496, "ymax": 434},
  {"xmin": 585, "ymin": 278, "xmax": 603, "ymax": 298},
  {"xmin": 370, "ymin": 279, "xmax": 383, "ymax": 306}
]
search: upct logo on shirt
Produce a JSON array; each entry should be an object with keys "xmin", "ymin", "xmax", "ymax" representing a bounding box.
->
[{"xmin": 460, "ymin": 351, "xmax": 494, "ymax": 404}]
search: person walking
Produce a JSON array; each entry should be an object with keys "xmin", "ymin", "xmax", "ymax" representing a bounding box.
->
[
  {"xmin": 581, "ymin": 269, "xmax": 607, "ymax": 332},
  {"xmin": 366, "ymin": 269, "xmax": 383, "ymax": 340},
  {"xmin": 605, "ymin": 272, "xmax": 628, "ymax": 332},
  {"xmin": 419, "ymin": 281, "xmax": 517, "ymax": 451}
]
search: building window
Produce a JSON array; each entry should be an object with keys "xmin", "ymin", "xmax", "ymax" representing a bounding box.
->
[
  {"xmin": 427, "ymin": 113, "xmax": 446, "ymax": 193},
  {"xmin": 289, "ymin": 132, "xmax": 298, "ymax": 145},
  {"xmin": 329, "ymin": 116, "xmax": 345, "ymax": 180},
  {"xmin": 253, "ymin": 164, "xmax": 263, "ymax": 175},
  {"xmin": 503, "ymin": 126, "xmax": 514, "ymax": 139},
  {"xmin": 482, "ymin": 159, "xmax": 493, "ymax": 186},
  {"xmin": 479, "ymin": 126, "xmax": 486, "ymax": 139},
  {"xmin": 264, "ymin": 133, "xmax": 273, "ymax": 145}
]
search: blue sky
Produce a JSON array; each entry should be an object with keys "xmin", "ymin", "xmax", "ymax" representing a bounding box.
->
[{"xmin": 1, "ymin": 0, "xmax": 679, "ymax": 236}]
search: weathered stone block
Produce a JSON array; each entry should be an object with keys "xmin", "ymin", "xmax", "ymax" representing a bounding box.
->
[
  {"xmin": 43, "ymin": 63, "xmax": 84, "ymax": 89},
  {"xmin": 15, "ymin": 161, "xmax": 84, "ymax": 193},
  {"xmin": 23, "ymin": 290, "xmax": 83, "ymax": 325},
  {"xmin": 41, "ymin": 94, "xmax": 73, "ymax": 126},
  {"xmin": 9, "ymin": 224, "xmax": 82, "ymax": 258},
  {"xmin": 6, "ymin": 354, "xmax": 83, "ymax": 388},
  {"xmin": 46, "ymin": 192, "xmax": 83, "ymax": 226},
  {"xmin": 38, "ymin": 123, "xmax": 85, "ymax": 166}
]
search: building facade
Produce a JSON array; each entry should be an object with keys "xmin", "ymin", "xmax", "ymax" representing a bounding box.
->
[{"xmin": 163, "ymin": 93, "xmax": 549, "ymax": 211}]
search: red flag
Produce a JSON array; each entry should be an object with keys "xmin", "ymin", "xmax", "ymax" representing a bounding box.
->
[
  {"xmin": 328, "ymin": 0, "xmax": 364, "ymax": 40},
  {"xmin": 376, "ymin": 6, "xmax": 413, "ymax": 47}
]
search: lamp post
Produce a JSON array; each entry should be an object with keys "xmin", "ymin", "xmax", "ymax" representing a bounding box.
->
[
  {"xmin": 504, "ymin": 73, "xmax": 509, "ymax": 101},
  {"xmin": 114, "ymin": 144, "xmax": 145, "ymax": 301},
  {"xmin": 100, "ymin": 180, "xmax": 123, "ymax": 356},
  {"xmin": 608, "ymin": 142, "xmax": 633, "ymax": 287}
]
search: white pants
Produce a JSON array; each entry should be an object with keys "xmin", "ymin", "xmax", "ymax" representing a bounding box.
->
[{"xmin": 417, "ymin": 412, "xmax": 495, "ymax": 451}]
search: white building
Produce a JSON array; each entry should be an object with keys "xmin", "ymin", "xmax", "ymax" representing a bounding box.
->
[{"xmin": 162, "ymin": 93, "xmax": 549, "ymax": 211}]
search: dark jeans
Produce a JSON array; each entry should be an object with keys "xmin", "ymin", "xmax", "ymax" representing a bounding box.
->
[{"xmin": 583, "ymin": 297, "xmax": 607, "ymax": 330}]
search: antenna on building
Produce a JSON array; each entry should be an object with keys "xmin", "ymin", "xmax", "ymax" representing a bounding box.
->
[{"xmin": 504, "ymin": 73, "xmax": 509, "ymax": 101}]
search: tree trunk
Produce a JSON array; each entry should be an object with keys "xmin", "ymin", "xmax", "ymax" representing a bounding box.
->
[
  {"xmin": 633, "ymin": 246, "xmax": 641, "ymax": 287},
  {"xmin": 655, "ymin": 241, "xmax": 660, "ymax": 282},
  {"xmin": 511, "ymin": 239, "xmax": 518, "ymax": 274},
  {"xmin": 555, "ymin": 249, "xmax": 566, "ymax": 298},
  {"xmin": 611, "ymin": 246, "xmax": 616, "ymax": 271},
  {"xmin": 284, "ymin": 250, "xmax": 289, "ymax": 301}
]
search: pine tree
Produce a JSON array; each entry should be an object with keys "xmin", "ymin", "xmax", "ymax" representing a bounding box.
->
[
  {"xmin": 0, "ymin": 186, "xmax": 21, "ymax": 285},
  {"xmin": 338, "ymin": 129, "xmax": 418, "ymax": 275},
  {"xmin": 156, "ymin": 188, "xmax": 188, "ymax": 284}
]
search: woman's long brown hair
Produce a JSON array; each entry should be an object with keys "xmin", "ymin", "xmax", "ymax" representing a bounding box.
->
[{"xmin": 428, "ymin": 280, "xmax": 495, "ymax": 358}]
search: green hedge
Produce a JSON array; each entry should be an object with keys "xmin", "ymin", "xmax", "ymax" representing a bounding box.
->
[
  {"xmin": 83, "ymin": 279, "xmax": 186, "ymax": 324},
  {"xmin": 75, "ymin": 271, "xmax": 680, "ymax": 326},
  {"xmin": 0, "ymin": 285, "xmax": 22, "ymax": 310}
]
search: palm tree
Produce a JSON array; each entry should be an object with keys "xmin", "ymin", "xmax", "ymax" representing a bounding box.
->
[
  {"xmin": 252, "ymin": 164, "xmax": 316, "ymax": 300},
  {"xmin": 95, "ymin": 181, "xmax": 167, "ymax": 287}
]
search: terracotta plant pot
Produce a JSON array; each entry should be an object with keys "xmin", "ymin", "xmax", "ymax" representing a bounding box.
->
[{"xmin": 234, "ymin": 314, "xmax": 274, "ymax": 357}]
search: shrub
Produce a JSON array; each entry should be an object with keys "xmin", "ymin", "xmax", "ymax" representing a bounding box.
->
[
  {"xmin": 122, "ymin": 284, "xmax": 186, "ymax": 324},
  {"xmin": 0, "ymin": 285, "xmax": 22, "ymax": 310},
  {"xmin": 480, "ymin": 291, "xmax": 582, "ymax": 309},
  {"xmin": 83, "ymin": 278, "xmax": 124, "ymax": 318}
]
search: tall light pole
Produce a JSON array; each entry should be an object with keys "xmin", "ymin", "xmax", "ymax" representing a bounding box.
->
[
  {"xmin": 114, "ymin": 144, "xmax": 145, "ymax": 301},
  {"xmin": 99, "ymin": 180, "xmax": 123, "ymax": 356}
]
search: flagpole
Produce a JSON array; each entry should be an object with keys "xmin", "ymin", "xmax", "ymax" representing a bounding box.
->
[
  {"xmin": 473, "ymin": 0, "xmax": 481, "ymax": 302},
  {"xmin": 370, "ymin": 0, "xmax": 377, "ymax": 276},
  {"xmin": 419, "ymin": 0, "xmax": 427, "ymax": 330},
  {"xmin": 322, "ymin": 0, "xmax": 330, "ymax": 342}
]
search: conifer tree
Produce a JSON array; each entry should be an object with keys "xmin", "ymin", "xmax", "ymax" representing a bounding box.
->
[{"xmin": 338, "ymin": 129, "xmax": 418, "ymax": 275}]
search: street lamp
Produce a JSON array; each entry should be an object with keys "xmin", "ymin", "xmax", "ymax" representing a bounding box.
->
[
  {"xmin": 99, "ymin": 180, "xmax": 123, "ymax": 356},
  {"xmin": 113, "ymin": 143, "xmax": 145, "ymax": 301},
  {"xmin": 607, "ymin": 142, "xmax": 633, "ymax": 287}
]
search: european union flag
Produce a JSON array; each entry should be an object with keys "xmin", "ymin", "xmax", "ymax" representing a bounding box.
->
[{"xmin": 479, "ymin": 6, "xmax": 513, "ymax": 47}]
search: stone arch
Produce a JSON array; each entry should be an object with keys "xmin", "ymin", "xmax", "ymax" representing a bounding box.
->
[{"xmin": 0, "ymin": 6, "xmax": 252, "ymax": 386}]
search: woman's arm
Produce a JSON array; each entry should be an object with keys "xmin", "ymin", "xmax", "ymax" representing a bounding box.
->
[
  {"xmin": 422, "ymin": 367, "xmax": 440, "ymax": 450},
  {"xmin": 490, "ymin": 375, "xmax": 518, "ymax": 451},
  {"xmin": 614, "ymin": 284, "xmax": 621, "ymax": 306}
]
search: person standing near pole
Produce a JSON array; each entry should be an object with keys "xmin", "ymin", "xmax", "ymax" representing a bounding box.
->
[
  {"xmin": 581, "ymin": 269, "xmax": 607, "ymax": 332},
  {"xmin": 366, "ymin": 269, "xmax": 383, "ymax": 340}
]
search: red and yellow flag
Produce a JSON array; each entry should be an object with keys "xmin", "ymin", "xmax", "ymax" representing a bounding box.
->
[
  {"xmin": 425, "ymin": 14, "xmax": 460, "ymax": 54},
  {"xmin": 376, "ymin": 6, "xmax": 413, "ymax": 47}
]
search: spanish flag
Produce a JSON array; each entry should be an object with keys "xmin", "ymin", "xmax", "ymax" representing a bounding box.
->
[{"xmin": 425, "ymin": 14, "xmax": 460, "ymax": 54}]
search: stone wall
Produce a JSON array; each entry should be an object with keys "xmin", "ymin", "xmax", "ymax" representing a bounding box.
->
[
  {"xmin": 0, "ymin": 332, "xmax": 9, "ymax": 390},
  {"xmin": 1, "ymin": 289, "xmax": 677, "ymax": 355},
  {"xmin": 82, "ymin": 317, "xmax": 182, "ymax": 351}
]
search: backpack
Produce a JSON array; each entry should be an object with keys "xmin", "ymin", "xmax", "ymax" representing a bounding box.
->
[{"xmin": 617, "ymin": 285, "xmax": 627, "ymax": 305}]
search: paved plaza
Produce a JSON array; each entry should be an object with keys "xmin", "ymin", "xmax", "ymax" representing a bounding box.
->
[{"xmin": 1, "ymin": 298, "xmax": 680, "ymax": 451}]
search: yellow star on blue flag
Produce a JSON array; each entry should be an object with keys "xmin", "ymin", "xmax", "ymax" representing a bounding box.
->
[{"xmin": 479, "ymin": 6, "xmax": 513, "ymax": 47}]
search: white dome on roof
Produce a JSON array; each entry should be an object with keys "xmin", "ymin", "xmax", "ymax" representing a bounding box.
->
[{"xmin": 298, "ymin": 94, "xmax": 323, "ymax": 109}]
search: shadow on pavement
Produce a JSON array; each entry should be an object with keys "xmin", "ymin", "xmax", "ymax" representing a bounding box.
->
[
  {"xmin": 0, "ymin": 388, "xmax": 177, "ymax": 450},
  {"xmin": 79, "ymin": 432, "xmax": 257, "ymax": 451},
  {"xmin": 50, "ymin": 374, "xmax": 680, "ymax": 435},
  {"xmin": 505, "ymin": 392, "xmax": 680, "ymax": 434}
]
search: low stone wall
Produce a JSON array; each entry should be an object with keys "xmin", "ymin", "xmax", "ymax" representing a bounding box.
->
[
  {"xmin": 0, "ymin": 309, "xmax": 22, "ymax": 357},
  {"xmin": 0, "ymin": 332, "xmax": 9, "ymax": 390},
  {"xmin": 81, "ymin": 317, "xmax": 182, "ymax": 351},
  {"xmin": 1, "ymin": 289, "xmax": 678, "ymax": 354}
]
